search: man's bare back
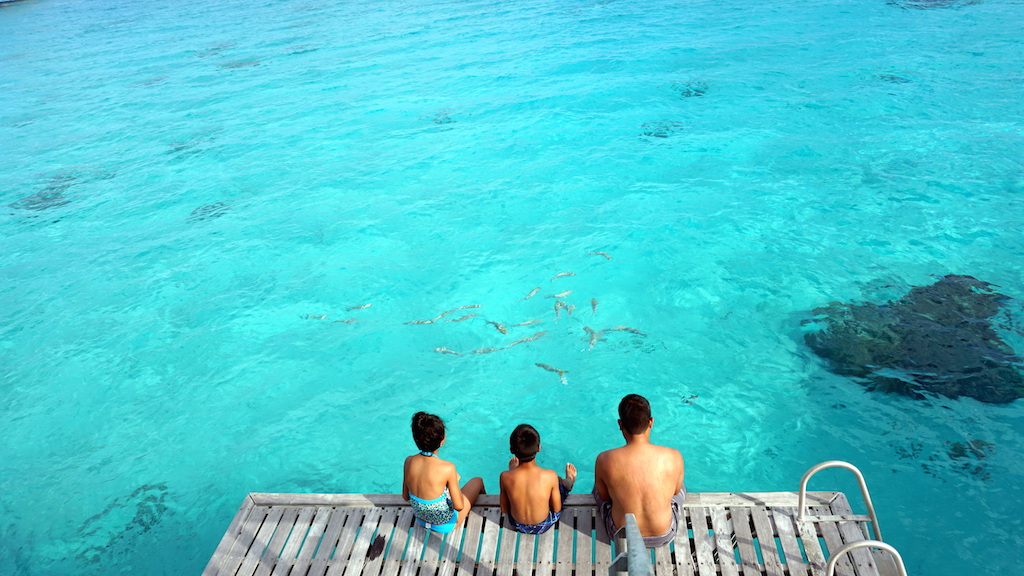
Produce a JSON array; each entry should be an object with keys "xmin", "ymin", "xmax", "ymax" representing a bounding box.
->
[
  {"xmin": 593, "ymin": 394, "xmax": 685, "ymax": 546},
  {"xmin": 594, "ymin": 442, "xmax": 684, "ymax": 536}
]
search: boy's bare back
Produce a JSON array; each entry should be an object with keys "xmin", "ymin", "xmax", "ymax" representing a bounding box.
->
[{"xmin": 499, "ymin": 460, "xmax": 561, "ymax": 525}]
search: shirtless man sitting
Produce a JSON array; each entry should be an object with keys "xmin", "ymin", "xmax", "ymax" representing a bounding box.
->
[{"xmin": 593, "ymin": 394, "xmax": 686, "ymax": 548}]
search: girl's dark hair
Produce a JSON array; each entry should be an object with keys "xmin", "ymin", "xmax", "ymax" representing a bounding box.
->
[
  {"xmin": 411, "ymin": 412, "xmax": 445, "ymax": 452},
  {"xmin": 510, "ymin": 423, "xmax": 540, "ymax": 462},
  {"xmin": 618, "ymin": 394, "xmax": 652, "ymax": 434}
]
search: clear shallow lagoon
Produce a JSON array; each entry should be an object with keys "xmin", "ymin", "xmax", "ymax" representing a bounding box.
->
[{"xmin": 2, "ymin": 0, "xmax": 1023, "ymax": 573}]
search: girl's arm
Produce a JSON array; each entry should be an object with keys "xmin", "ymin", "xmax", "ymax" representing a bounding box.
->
[
  {"xmin": 447, "ymin": 465, "xmax": 466, "ymax": 511},
  {"xmin": 401, "ymin": 456, "xmax": 411, "ymax": 501}
]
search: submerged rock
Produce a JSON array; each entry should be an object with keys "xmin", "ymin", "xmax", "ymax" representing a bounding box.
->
[{"xmin": 804, "ymin": 274, "xmax": 1024, "ymax": 403}]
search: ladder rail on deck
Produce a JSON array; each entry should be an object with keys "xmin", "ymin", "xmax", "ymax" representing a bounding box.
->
[
  {"xmin": 826, "ymin": 540, "xmax": 909, "ymax": 576},
  {"xmin": 798, "ymin": 460, "xmax": 884, "ymax": 542}
]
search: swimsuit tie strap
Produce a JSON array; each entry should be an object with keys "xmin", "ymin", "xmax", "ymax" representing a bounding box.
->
[{"xmin": 419, "ymin": 451, "xmax": 434, "ymax": 457}]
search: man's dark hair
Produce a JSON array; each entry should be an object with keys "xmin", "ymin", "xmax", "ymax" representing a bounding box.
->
[
  {"xmin": 411, "ymin": 412, "xmax": 445, "ymax": 452},
  {"xmin": 618, "ymin": 394, "xmax": 652, "ymax": 435},
  {"xmin": 509, "ymin": 423, "xmax": 540, "ymax": 462}
]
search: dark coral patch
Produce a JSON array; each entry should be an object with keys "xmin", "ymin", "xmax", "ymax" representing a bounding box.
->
[
  {"xmin": 673, "ymin": 80, "xmax": 709, "ymax": 98},
  {"xmin": 887, "ymin": 0, "xmax": 982, "ymax": 9},
  {"xmin": 9, "ymin": 174, "xmax": 78, "ymax": 211},
  {"xmin": 640, "ymin": 120, "xmax": 685, "ymax": 139},
  {"xmin": 804, "ymin": 274, "xmax": 1024, "ymax": 403},
  {"xmin": 187, "ymin": 201, "xmax": 229, "ymax": 222}
]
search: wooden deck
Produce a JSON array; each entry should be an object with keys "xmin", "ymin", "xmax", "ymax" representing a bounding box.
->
[{"xmin": 203, "ymin": 491, "xmax": 886, "ymax": 576}]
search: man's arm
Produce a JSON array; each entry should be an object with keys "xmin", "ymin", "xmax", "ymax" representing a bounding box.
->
[
  {"xmin": 678, "ymin": 453, "xmax": 685, "ymax": 492},
  {"xmin": 594, "ymin": 451, "xmax": 611, "ymax": 502}
]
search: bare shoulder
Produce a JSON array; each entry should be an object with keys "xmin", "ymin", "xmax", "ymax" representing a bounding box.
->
[{"xmin": 657, "ymin": 444, "xmax": 683, "ymax": 462}]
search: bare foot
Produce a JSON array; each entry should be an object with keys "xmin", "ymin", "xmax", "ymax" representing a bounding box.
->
[
  {"xmin": 561, "ymin": 463, "xmax": 577, "ymax": 491},
  {"xmin": 508, "ymin": 456, "xmax": 520, "ymax": 470}
]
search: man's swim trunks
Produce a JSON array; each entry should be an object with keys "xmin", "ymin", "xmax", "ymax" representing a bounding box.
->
[
  {"xmin": 410, "ymin": 487, "xmax": 458, "ymax": 533},
  {"xmin": 507, "ymin": 483, "xmax": 570, "ymax": 535},
  {"xmin": 592, "ymin": 484, "xmax": 686, "ymax": 548}
]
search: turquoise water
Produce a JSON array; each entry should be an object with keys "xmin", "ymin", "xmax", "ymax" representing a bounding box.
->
[{"xmin": 2, "ymin": 0, "xmax": 1023, "ymax": 573}]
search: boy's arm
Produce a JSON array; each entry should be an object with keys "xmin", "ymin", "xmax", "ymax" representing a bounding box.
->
[
  {"xmin": 549, "ymin": 472, "xmax": 562, "ymax": 513},
  {"xmin": 498, "ymin": 472, "xmax": 509, "ymax": 513}
]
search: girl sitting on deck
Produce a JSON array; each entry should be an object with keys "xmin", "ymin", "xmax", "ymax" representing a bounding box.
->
[{"xmin": 402, "ymin": 412, "xmax": 485, "ymax": 533}]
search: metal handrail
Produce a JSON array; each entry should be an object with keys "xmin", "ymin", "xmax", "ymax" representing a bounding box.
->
[
  {"xmin": 825, "ymin": 540, "xmax": 908, "ymax": 576},
  {"xmin": 608, "ymin": 514, "xmax": 654, "ymax": 576},
  {"xmin": 797, "ymin": 460, "xmax": 883, "ymax": 541}
]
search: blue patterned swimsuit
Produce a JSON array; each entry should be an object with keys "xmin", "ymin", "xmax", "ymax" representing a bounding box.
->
[{"xmin": 409, "ymin": 451, "xmax": 458, "ymax": 533}]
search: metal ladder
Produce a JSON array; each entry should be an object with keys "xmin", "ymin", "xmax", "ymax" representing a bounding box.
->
[{"xmin": 798, "ymin": 460, "xmax": 909, "ymax": 576}]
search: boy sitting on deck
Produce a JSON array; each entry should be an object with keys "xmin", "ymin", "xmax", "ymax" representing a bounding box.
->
[
  {"xmin": 499, "ymin": 423, "xmax": 577, "ymax": 534},
  {"xmin": 402, "ymin": 412, "xmax": 485, "ymax": 533}
]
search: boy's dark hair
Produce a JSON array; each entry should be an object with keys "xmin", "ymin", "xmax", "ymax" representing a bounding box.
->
[
  {"xmin": 510, "ymin": 424, "xmax": 541, "ymax": 462},
  {"xmin": 412, "ymin": 412, "xmax": 445, "ymax": 452},
  {"xmin": 618, "ymin": 394, "xmax": 652, "ymax": 435}
]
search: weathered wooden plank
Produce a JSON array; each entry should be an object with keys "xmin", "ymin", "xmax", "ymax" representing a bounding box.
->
[
  {"xmin": 679, "ymin": 492, "xmax": 838, "ymax": 508},
  {"xmin": 576, "ymin": 507, "xmax": 594, "ymax": 576},
  {"xmin": 247, "ymin": 492, "xmax": 840, "ymax": 510},
  {"xmin": 314, "ymin": 508, "xmax": 351, "ymax": 560},
  {"xmin": 731, "ymin": 507, "xmax": 760, "ymax": 576},
  {"xmin": 536, "ymin": 523, "xmax": 555, "ymax": 575},
  {"xmin": 830, "ymin": 495, "xmax": 878, "ymax": 576},
  {"xmin": 592, "ymin": 506, "xmax": 612, "ymax": 574},
  {"xmin": 653, "ymin": 540, "xmax": 672, "ymax": 574},
  {"xmin": 269, "ymin": 506, "xmax": 316, "ymax": 576},
  {"xmin": 751, "ymin": 506, "xmax": 785, "ymax": 576},
  {"xmin": 304, "ymin": 508, "xmax": 352, "ymax": 576},
  {"xmin": 235, "ymin": 506, "xmax": 285, "ymax": 576},
  {"xmin": 337, "ymin": 507, "xmax": 383, "ymax": 576},
  {"xmin": 204, "ymin": 495, "xmax": 257, "ymax": 576},
  {"xmin": 361, "ymin": 507, "xmax": 401, "ymax": 576},
  {"xmin": 420, "ymin": 523, "xmax": 447, "ymax": 575},
  {"xmin": 221, "ymin": 506, "xmax": 271, "ymax": 576},
  {"xmin": 814, "ymin": 505, "xmax": 855, "ymax": 576},
  {"xmin": 709, "ymin": 507, "xmax": 739, "ymax": 576},
  {"xmin": 381, "ymin": 508, "xmax": 415, "ymax": 576},
  {"xmin": 799, "ymin": 515, "xmax": 873, "ymax": 523},
  {"xmin": 496, "ymin": 516, "xmax": 518, "ymax": 576},
  {"xmin": 772, "ymin": 507, "xmax": 807, "ymax": 576},
  {"xmin": 436, "ymin": 522, "xmax": 465, "ymax": 576},
  {"xmin": 555, "ymin": 509, "xmax": 575, "ymax": 576},
  {"xmin": 795, "ymin": 513, "xmax": 828, "ymax": 576},
  {"xmin": 331, "ymin": 507, "xmax": 366, "ymax": 567},
  {"xmin": 254, "ymin": 507, "xmax": 302, "ymax": 576},
  {"xmin": 456, "ymin": 509, "xmax": 485, "ymax": 576},
  {"xmin": 689, "ymin": 507, "xmax": 716, "ymax": 576},
  {"xmin": 518, "ymin": 530, "xmax": 538, "ymax": 574},
  {"xmin": 476, "ymin": 508, "xmax": 502, "ymax": 576},
  {"xmin": 671, "ymin": 508, "xmax": 694, "ymax": 576},
  {"xmin": 296, "ymin": 507, "xmax": 334, "ymax": 562},
  {"xmin": 401, "ymin": 520, "xmax": 429, "ymax": 575}
]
